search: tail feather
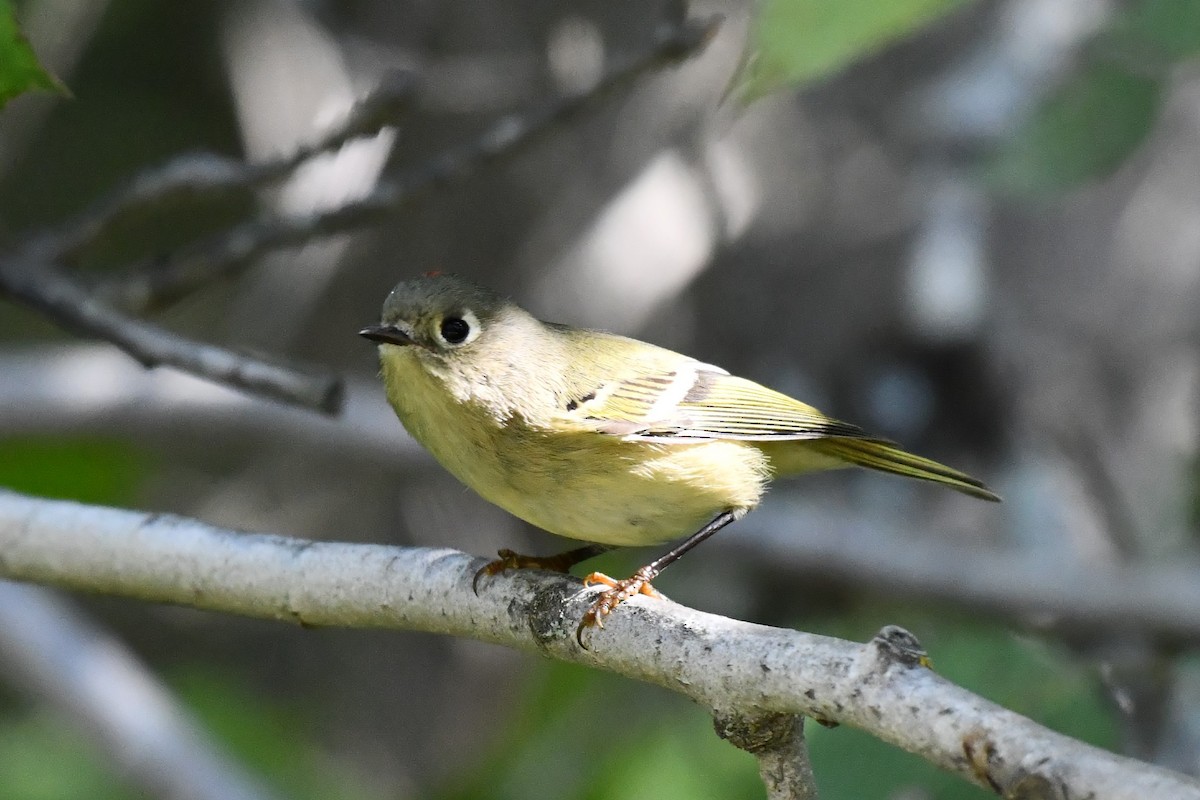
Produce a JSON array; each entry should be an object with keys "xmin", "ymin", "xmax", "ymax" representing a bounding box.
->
[{"xmin": 813, "ymin": 438, "xmax": 1000, "ymax": 502}]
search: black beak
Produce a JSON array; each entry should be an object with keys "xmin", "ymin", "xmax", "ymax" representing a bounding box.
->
[{"xmin": 359, "ymin": 323, "xmax": 414, "ymax": 346}]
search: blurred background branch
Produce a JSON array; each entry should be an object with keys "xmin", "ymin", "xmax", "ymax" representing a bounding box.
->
[
  {"xmin": 94, "ymin": 14, "xmax": 719, "ymax": 318},
  {"xmin": 0, "ymin": 344, "xmax": 418, "ymax": 463},
  {"xmin": 731, "ymin": 506, "xmax": 1200, "ymax": 642},
  {"xmin": 0, "ymin": 580, "xmax": 288, "ymax": 800},
  {"xmin": 48, "ymin": 72, "xmax": 417, "ymax": 272},
  {"xmin": 0, "ymin": 258, "xmax": 345, "ymax": 412}
]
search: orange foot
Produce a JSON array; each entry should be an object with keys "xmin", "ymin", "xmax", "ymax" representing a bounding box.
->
[
  {"xmin": 472, "ymin": 548, "xmax": 583, "ymax": 594},
  {"xmin": 576, "ymin": 566, "xmax": 663, "ymax": 646}
]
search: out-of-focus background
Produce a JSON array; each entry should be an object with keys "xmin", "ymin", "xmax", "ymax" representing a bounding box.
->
[{"xmin": 3, "ymin": 0, "xmax": 1200, "ymax": 797}]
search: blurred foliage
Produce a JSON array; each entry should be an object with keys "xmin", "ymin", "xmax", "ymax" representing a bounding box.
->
[
  {"xmin": 990, "ymin": 0, "xmax": 1200, "ymax": 193},
  {"xmin": 0, "ymin": 711, "xmax": 129, "ymax": 800},
  {"xmin": 0, "ymin": 0, "xmax": 66, "ymax": 108},
  {"xmin": 988, "ymin": 64, "xmax": 1161, "ymax": 192},
  {"xmin": 440, "ymin": 660, "xmax": 763, "ymax": 800},
  {"xmin": 0, "ymin": 437, "xmax": 148, "ymax": 506},
  {"xmin": 0, "ymin": 668, "xmax": 383, "ymax": 800},
  {"xmin": 731, "ymin": 0, "xmax": 971, "ymax": 102},
  {"xmin": 172, "ymin": 668, "xmax": 383, "ymax": 800},
  {"xmin": 734, "ymin": 0, "xmax": 1200, "ymax": 192}
]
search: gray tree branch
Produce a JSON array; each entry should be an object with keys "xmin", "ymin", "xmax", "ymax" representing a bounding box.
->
[{"xmin": 0, "ymin": 489, "xmax": 1196, "ymax": 799}]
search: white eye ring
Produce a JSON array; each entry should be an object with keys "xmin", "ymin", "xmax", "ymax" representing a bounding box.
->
[{"xmin": 437, "ymin": 309, "xmax": 481, "ymax": 347}]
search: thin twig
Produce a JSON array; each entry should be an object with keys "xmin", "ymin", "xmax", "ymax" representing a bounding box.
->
[
  {"xmin": 95, "ymin": 15, "xmax": 721, "ymax": 315},
  {"xmin": 48, "ymin": 75, "xmax": 417, "ymax": 266},
  {"xmin": 381, "ymin": 15, "xmax": 720, "ymax": 197},
  {"xmin": 0, "ymin": 261, "xmax": 342, "ymax": 413},
  {"xmin": 1052, "ymin": 423, "xmax": 1144, "ymax": 559},
  {"xmin": 0, "ymin": 344, "xmax": 413, "ymax": 462},
  {"xmin": 98, "ymin": 189, "xmax": 399, "ymax": 314},
  {"xmin": 0, "ymin": 489, "xmax": 1197, "ymax": 799}
]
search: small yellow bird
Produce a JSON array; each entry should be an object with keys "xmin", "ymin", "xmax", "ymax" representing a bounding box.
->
[{"xmin": 361, "ymin": 274, "xmax": 998, "ymax": 642}]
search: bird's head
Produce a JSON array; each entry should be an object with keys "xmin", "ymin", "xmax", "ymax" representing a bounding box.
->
[{"xmin": 359, "ymin": 273, "xmax": 510, "ymax": 363}]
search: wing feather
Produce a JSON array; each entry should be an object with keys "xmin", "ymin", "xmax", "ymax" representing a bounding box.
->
[{"xmin": 569, "ymin": 357, "xmax": 867, "ymax": 442}]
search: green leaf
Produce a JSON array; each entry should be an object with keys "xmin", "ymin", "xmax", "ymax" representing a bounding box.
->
[
  {"xmin": 730, "ymin": 0, "xmax": 972, "ymax": 103},
  {"xmin": 988, "ymin": 63, "xmax": 1160, "ymax": 193},
  {"xmin": 0, "ymin": 0, "xmax": 68, "ymax": 109}
]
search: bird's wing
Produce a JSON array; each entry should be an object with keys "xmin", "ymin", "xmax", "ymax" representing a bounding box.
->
[{"xmin": 562, "ymin": 351, "xmax": 868, "ymax": 442}]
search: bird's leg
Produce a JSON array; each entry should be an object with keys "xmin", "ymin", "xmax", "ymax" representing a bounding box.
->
[
  {"xmin": 577, "ymin": 510, "xmax": 739, "ymax": 645},
  {"xmin": 473, "ymin": 543, "xmax": 612, "ymax": 594}
]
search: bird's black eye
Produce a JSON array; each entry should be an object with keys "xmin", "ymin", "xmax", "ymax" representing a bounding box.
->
[{"xmin": 440, "ymin": 316, "xmax": 471, "ymax": 344}]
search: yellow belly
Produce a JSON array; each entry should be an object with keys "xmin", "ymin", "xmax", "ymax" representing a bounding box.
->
[
  {"xmin": 383, "ymin": 356, "xmax": 769, "ymax": 546},
  {"xmin": 494, "ymin": 434, "xmax": 769, "ymax": 546}
]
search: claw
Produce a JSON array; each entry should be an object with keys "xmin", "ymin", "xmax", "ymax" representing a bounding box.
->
[
  {"xmin": 574, "ymin": 566, "xmax": 660, "ymax": 648},
  {"xmin": 472, "ymin": 547, "xmax": 600, "ymax": 594},
  {"xmin": 472, "ymin": 548, "xmax": 523, "ymax": 595}
]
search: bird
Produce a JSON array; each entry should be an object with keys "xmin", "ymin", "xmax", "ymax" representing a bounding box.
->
[{"xmin": 360, "ymin": 273, "xmax": 998, "ymax": 643}]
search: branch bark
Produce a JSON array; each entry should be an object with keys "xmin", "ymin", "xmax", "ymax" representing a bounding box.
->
[
  {"xmin": 716, "ymin": 712, "xmax": 818, "ymax": 800},
  {"xmin": 0, "ymin": 489, "xmax": 1195, "ymax": 799}
]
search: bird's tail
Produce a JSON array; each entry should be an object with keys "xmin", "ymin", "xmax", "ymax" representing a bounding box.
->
[{"xmin": 812, "ymin": 438, "xmax": 1000, "ymax": 502}]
